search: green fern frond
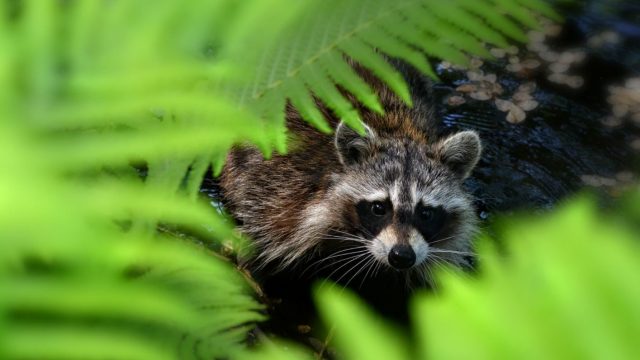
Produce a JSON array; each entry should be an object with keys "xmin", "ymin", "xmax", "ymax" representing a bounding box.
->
[
  {"xmin": 316, "ymin": 286, "xmax": 411, "ymax": 360},
  {"xmin": 236, "ymin": 0, "xmax": 552, "ymax": 153},
  {"xmin": 1, "ymin": 124, "xmax": 260, "ymax": 359},
  {"xmin": 6, "ymin": 326, "xmax": 176, "ymax": 360},
  {"xmin": 458, "ymin": 0, "xmax": 528, "ymax": 42}
]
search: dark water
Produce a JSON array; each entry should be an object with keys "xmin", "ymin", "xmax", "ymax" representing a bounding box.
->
[
  {"xmin": 441, "ymin": 81, "xmax": 638, "ymax": 217},
  {"xmin": 435, "ymin": 2, "xmax": 639, "ymax": 219}
]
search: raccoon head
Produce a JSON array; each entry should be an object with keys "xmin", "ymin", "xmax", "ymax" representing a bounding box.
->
[{"xmin": 331, "ymin": 121, "xmax": 481, "ymax": 272}]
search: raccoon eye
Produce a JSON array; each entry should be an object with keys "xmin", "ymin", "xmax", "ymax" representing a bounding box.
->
[
  {"xmin": 413, "ymin": 204, "xmax": 449, "ymax": 244},
  {"xmin": 419, "ymin": 207, "xmax": 434, "ymax": 220},
  {"xmin": 370, "ymin": 201, "xmax": 387, "ymax": 216}
]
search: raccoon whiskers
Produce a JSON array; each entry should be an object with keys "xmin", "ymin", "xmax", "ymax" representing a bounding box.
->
[
  {"xmin": 428, "ymin": 235, "xmax": 456, "ymax": 245},
  {"xmin": 430, "ymin": 251, "xmax": 475, "ymax": 270},
  {"xmin": 405, "ymin": 270, "xmax": 416, "ymax": 292},
  {"xmin": 322, "ymin": 234, "xmax": 369, "ymax": 245},
  {"xmin": 413, "ymin": 263, "xmax": 427, "ymax": 287},
  {"xmin": 371, "ymin": 258, "xmax": 385, "ymax": 279},
  {"xmin": 322, "ymin": 252, "xmax": 370, "ymax": 286},
  {"xmin": 338, "ymin": 254, "xmax": 379, "ymax": 291},
  {"xmin": 302, "ymin": 247, "xmax": 369, "ymax": 277},
  {"xmin": 358, "ymin": 256, "xmax": 382, "ymax": 289},
  {"xmin": 429, "ymin": 248, "xmax": 475, "ymax": 257},
  {"xmin": 355, "ymin": 225, "xmax": 376, "ymax": 240},
  {"xmin": 330, "ymin": 228, "xmax": 359, "ymax": 237},
  {"xmin": 418, "ymin": 254, "xmax": 452, "ymax": 289},
  {"xmin": 308, "ymin": 246, "xmax": 368, "ymax": 267},
  {"xmin": 427, "ymin": 252, "xmax": 456, "ymax": 267},
  {"xmin": 343, "ymin": 255, "xmax": 379, "ymax": 290},
  {"xmin": 422, "ymin": 263, "xmax": 437, "ymax": 289},
  {"xmin": 325, "ymin": 228, "xmax": 386, "ymax": 288},
  {"xmin": 327, "ymin": 229, "xmax": 371, "ymax": 244}
]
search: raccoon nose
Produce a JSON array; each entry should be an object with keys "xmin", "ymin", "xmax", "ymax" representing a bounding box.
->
[{"xmin": 388, "ymin": 244, "xmax": 416, "ymax": 269}]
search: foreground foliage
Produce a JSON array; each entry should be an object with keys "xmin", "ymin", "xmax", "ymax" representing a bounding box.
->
[{"xmin": 6, "ymin": 0, "xmax": 627, "ymax": 359}]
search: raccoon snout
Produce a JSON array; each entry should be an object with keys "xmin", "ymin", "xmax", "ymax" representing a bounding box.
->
[{"xmin": 388, "ymin": 244, "xmax": 416, "ymax": 269}]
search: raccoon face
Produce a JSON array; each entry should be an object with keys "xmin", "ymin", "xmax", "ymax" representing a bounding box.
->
[
  {"xmin": 355, "ymin": 198, "xmax": 451, "ymax": 269},
  {"xmin": 333, "ymin": 121, "xmax": 481, "ymax": 270}
]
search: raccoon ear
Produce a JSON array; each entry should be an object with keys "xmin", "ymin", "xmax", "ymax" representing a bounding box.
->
[
  {"xmin": 334, "ymin": 121, "xmax": 377, "ymax": 166},
  {"xmin": 436, "ymin": 131, "xmax": 482, "ymax": 179}
]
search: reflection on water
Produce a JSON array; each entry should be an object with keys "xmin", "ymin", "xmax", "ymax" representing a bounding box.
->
[{"xmin": 433, "ymin": 0, "xmax": 639, "ymax": 218}]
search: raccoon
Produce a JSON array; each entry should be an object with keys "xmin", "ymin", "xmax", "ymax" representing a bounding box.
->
[{"xmin": 219, "ymin": 62, "xmax": 482, "ymax": 289}]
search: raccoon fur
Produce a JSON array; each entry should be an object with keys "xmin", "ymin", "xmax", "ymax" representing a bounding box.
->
[{"xmin": 219, "ymin": 61, "xmax": 482, "ymax": 289}]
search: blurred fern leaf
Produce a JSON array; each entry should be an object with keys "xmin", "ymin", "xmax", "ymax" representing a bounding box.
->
[{"xmin": 0, "ymin": 0, "xmax": 285, "ymax": 358}]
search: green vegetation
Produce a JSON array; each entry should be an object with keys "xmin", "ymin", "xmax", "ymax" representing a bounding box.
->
[{"xmin": 1, "ymin": 0, "xmax": 637, "ymax": 359}]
